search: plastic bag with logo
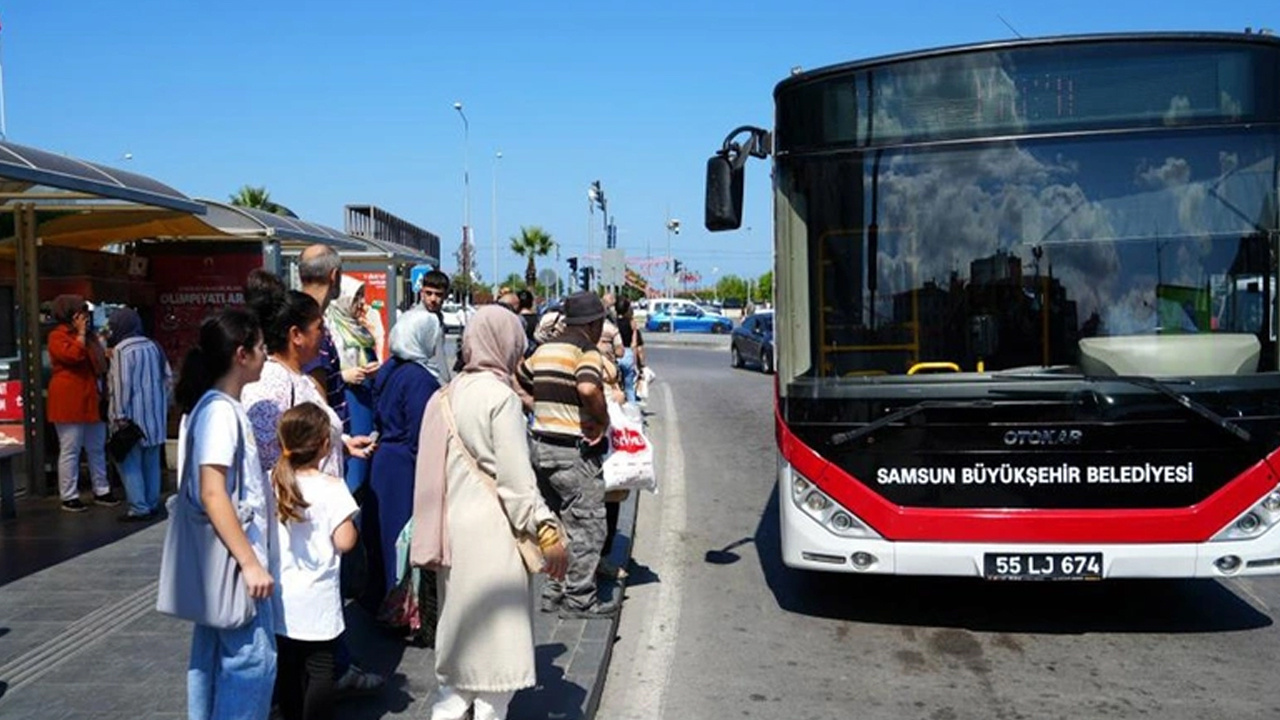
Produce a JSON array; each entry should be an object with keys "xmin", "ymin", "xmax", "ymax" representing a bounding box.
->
[{"xmin": 603, "ymin": 401, "xmax": 657, "ymax": 493}]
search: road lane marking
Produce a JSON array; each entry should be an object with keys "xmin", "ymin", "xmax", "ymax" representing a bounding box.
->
[{"xmin": 617, "ymin": 381, "xmax": 687, "ymax": 720}]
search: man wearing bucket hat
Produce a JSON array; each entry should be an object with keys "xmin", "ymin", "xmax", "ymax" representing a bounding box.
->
[{"xmin": 517, "ymin": 291, "xmax": 617, "ymax": 618}]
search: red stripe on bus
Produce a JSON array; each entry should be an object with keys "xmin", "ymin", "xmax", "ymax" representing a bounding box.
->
[{"xmin": 776, "ymin": 407, "xmax": 1280, "ymax": 544}]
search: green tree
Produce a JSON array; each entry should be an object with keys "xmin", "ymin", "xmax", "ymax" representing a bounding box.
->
[
  {"xmin": 716, "ymin": 274, "xmax": 749, "ymax": 303},
  {"xmin": 756, "ymin": 270, "xmax": 773, "ymax": 303},
  {"xmin": 228, "ymin": 185, "xmax": 297, "ymax": 217},
  {"xmin": 509, "ymin": 225, "xmax": 556, "ymax": 289}
]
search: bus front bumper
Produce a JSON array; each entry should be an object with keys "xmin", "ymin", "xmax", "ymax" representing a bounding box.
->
[{"xmin": 779, "ymin": 476, "xmax": 1280, "ymax": 579}]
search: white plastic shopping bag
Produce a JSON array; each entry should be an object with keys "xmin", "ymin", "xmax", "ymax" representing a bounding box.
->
[
  {"xmin": 636, "ymin": 366, "xmax": 655, "ymax": 401},
  {"xmin": 603, "ymin": 402, "xmax": 658, "ymax": 493}
]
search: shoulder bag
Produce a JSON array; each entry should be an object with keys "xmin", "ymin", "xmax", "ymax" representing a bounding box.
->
[
  {"xmin": 155, "ymin": 394, "xmax": 256, "ymax": 629},
  {"xmin": 106, "ymin": 419, "xmax": 146, "ymax": 464},
  {"xmin": 439, "ymin": 390, "xmax": 546, "ymax": 574}
]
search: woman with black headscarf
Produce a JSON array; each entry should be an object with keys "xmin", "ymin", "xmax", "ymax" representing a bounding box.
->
[
  {"xmin": 47, "ymin": 294, "xmax": 114, "ymax": 512},
  {"xmin": 107, "ymin": 307, "xmax": 172, "ymax": 520}
]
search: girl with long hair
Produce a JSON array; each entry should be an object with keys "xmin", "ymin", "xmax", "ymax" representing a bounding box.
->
[
  {"xmin": 173, "ymin": 309, "xmax": 276, "ymax": 720},
  {"xmin": 270, "ymin": 402, "xmax": 359, "ymax": 720}
]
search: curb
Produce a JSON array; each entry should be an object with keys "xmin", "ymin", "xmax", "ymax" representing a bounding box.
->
[{"xmin": 583, "ymin": 488, "xmax": 640, "ymax": 719}]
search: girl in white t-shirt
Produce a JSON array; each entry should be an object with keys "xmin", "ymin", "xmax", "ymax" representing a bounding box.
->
[{"xmin": 270, "ymin": 402, "xmax": 359, "ymax": 720}]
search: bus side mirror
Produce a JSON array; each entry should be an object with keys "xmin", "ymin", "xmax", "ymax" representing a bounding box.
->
[{"xmin": 705, "ymin": 154, "xmax": 744, "ymax": 231}]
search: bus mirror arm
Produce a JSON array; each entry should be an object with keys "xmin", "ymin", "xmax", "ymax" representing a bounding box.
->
[{"xmin": 705, "ymin": 126, "xmax": 772, "ymax": 232}]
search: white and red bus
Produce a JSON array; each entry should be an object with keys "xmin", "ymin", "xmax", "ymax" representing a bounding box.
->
[{"xmin": 706, "ymin": 32, "xmax": 1280, "ymax": 579}]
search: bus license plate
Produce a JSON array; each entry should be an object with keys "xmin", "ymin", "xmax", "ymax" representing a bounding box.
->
[{"xmin": 983, "ymin": 553, "xmax": 1102, "ymax": 581}]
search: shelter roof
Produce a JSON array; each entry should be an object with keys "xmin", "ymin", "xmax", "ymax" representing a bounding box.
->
[{"xmin": 0, "ymin": 141, "xmax": 203, "ymax": 214}]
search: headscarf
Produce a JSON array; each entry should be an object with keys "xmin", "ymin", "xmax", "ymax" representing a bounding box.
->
[
  {"xmin": 460, "ymin": 305, "xmax": 527, "ymax": 381},
  {"xmin": 325, "ymin": 275, "xmax": 375, "ymax": 357},
  {"xmin": 410, "ymin": 306, "xmax": 526, "ymax": 571},
  {"xmin": 51, "ymin": 294, "xmax": 86, "ymax": 325},
  {"xmin": 389, "ymin": 307, "xmax": 443, "ymax": 381},
  {"xmin": 107, "ymin": 308, "xmax": 143, "ymax": 348}
]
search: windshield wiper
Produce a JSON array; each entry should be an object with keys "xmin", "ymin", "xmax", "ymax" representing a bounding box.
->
[
  {"xmin": 1095, "ymin": 375, "xmax": 1252, "ymax": 443},
  {"xmin": 990, "ymin": 372, "xmax": 1252, "ymax": 443},
  {"xmin": 829, "ymin": 399, "xmax": 995, "ymax": 448}
]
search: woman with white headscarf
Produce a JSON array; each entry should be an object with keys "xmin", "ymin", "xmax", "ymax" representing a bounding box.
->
[
  {"xmin": 327, "ymin": 275, "xmax": 382, "ymax": 493},
  {"xmin": 361, "ymin": 308, "xmax": 444, "ymax": 613}
]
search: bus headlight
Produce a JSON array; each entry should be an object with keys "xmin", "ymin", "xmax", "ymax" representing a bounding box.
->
[
  {"xmin": 782, "ymin": 462, "xmax": 881, "ymax": 539},
  {"xmin": 1212, "ymin": 483, "xmax": 1280, "ymax": 541}
]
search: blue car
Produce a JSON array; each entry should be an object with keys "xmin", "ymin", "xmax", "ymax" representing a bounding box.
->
[
  {"xmin": 730, "ymin": 311, "xmax": 774, "ymax": 373},
  {"xmin": 645, "ymin": 304, "xmax": 734, "ymax": 334}
]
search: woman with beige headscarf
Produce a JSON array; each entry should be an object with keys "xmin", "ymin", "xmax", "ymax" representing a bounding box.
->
[{"xmin": 411, "ymin": 306, "xmax": 568, "ymax": 720}]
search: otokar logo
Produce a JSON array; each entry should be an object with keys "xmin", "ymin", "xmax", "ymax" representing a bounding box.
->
[{"xmin": 1003, "ymin": 429, "xmax": 1083, "ymax": 446}]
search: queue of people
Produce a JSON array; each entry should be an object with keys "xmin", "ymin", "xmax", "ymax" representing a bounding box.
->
[{"xmin": 149, "ymin": 241, "xmax": 647, "ymax": 720}]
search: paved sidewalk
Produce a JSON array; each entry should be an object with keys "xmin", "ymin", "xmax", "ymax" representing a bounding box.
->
[{"xmin": 0, "ymin": 493, "xmax": 636, "ymax": 719}]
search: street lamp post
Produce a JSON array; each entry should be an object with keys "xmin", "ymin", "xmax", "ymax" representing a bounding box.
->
[
  {"xmin": 491, "ymin": 150, "xmax": 502, "ymax": 293},
  {"xmin": 453, "ymin": 101, "xmax": 471, "ymax": 303}
]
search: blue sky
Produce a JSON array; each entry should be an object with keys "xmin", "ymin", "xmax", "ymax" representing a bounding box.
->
[{"xmin": 3, "ymin": 1, "xmax": 1275, "ymax": 286}]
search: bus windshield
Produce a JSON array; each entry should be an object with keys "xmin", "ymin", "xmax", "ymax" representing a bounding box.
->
[{"xmin": 777, "ymin": 124, "xmax": 1279, "ymax": 384}]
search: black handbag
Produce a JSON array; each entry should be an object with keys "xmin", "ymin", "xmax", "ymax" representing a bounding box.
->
[{"xmin": 106, "ymin": 419, "xmax": 145, "ymax": 463}]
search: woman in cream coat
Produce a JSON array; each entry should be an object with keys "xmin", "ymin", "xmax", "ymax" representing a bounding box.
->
[{"xmin": 412, "ymin": 305, "xmax": 568, "ymax": 720}]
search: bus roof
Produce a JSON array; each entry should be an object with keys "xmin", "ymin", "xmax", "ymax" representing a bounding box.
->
[{"xmin": 774, "ymin": 31, "xmax": 1280, "ymax": 97}]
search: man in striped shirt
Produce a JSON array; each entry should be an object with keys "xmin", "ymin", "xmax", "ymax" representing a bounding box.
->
[
  {"xmin": 106, "ymin": 308, "xmax": 171, "ymax": 520},
  {"xmin": 518, "ymin": 292, "xmax": 615, "ymax": 618}
]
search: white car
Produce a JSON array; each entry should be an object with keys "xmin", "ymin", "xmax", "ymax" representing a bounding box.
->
[{"xmin": 441, "ymin": 302, "xmax": 467, "ymax": 334}]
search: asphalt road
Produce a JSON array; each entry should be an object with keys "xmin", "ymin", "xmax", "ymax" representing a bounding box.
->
[{"xmin": 598, "ymin": 346, "xmax": 1280, "ymax": 720}]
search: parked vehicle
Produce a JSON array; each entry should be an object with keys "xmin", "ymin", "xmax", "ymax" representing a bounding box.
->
[
  {"xmin": 731, "ymin": 311, "xmax": 774, "ymax": 373},
  {"xmin": 441, "ymin": 301, "xmax": 468, "ymax": 334},
  {"xmin": 645, "ymin": 304, "xmax": 734, "ymax": 334}
]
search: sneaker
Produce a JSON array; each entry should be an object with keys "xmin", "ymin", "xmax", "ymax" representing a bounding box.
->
[
  {"xmin": 119, "ymin": 512, "xmax": 153, "ymax": 523},
  {"xmin": 597, "ymin": 558, "xmax": 629, "ymax": 581},
  {"xmin": 335, "ymin": 665, "xmax": 385, "ymax": 697},
  {"xmin": 539, "ymin": 594, "xmax": 563, "ymax": 613},
  {"xmin": 93, "ymin": 491, "xmax": 121, "ymax": 507},
  {"xmin": 61, "ymin": 499, "xmax": 88, "ymax": 513},
  {"xmin": 559, "ymin": 599, "xmax": 621, "ymax": 620}
]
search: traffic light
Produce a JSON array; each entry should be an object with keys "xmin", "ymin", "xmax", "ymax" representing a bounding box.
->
[
  {"xmin": 578, "ymin": 266, "xmax": 592, "ymax": 290},
  {"xmin": 673, "ymin": 259, "xmax": 683, "ymax": 274},
  {"xmin": 568, "ymin": 256, "xmax": 579, "ymax": 273}
]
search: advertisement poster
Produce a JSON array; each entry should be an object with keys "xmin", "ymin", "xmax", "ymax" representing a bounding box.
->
[
  {"xmin": 0, "ymin": 380, "xmax": 23, "ymax": 422},
  {"xmin": 345, "ymin": 270, "xmax": 390, "ymax": 361},
  {"xmin": 147, "ymin": 248, "xmax": 263, "ymax": 373}
]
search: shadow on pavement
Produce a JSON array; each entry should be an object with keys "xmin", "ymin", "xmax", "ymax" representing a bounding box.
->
[
  {"xmin": 753, "ymin": 485, "xmax": 1274, "ymax": 634},
  {"xmin": 622, "ymin": 558, "xmax": 661, "ymax": 587},
  {"xmin": 705, "ymin": 537, "xmax": 754, "ymax": 565},
  {"xmin": 335, "ymin": 604, "xmax": 416, "ymax": 718},
  {"xmin": 512, "ymin": 643, "xmax": 586, "ymax": 719}
]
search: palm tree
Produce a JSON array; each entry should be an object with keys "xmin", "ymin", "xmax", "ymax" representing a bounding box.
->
[
  {"xmin": 509, "ymin": 225, "xmax": 555, "ymax": 289},
  {"xmin": 228, "ymin": 185, "xmax": 298, "ymax": 217}
]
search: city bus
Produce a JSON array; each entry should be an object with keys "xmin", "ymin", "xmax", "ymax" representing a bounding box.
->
[{"xmin": 705, "ymin": 32, "xmax": 1280, "ymax": 579}]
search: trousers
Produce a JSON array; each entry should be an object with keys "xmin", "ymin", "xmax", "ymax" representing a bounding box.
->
[
  {"xmin": 430, "ymin": 684, "xmax": 514, "ymax": 720},
  {"xmin": 55, "ymin": 422, "xmax": 109, "ymax": 501},
  {"xmin": 119, "ymin": 443, "xmax": 163, "ymax": 516},
  {"xmin": 531, "ymin": 438, "xmax": 606, "ymax": 609},
  {"xmin": 187, "ymin": 599, "xmax": 277, "ymax": 720}
]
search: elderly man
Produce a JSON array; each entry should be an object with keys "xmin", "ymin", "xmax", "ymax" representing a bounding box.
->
[{"xmin": 518, "ymin": 292, "xmax": 616, "ymax": 618}]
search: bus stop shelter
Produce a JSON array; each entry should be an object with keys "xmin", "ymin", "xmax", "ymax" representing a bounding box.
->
[{"xmin": 0, "ymin": 141, "xmax": 206, "ymax": 515}]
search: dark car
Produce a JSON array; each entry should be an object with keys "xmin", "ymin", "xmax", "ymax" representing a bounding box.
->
[{"xmin": 731, "ymin": 311, "xmax": 774, "ymax": 373}]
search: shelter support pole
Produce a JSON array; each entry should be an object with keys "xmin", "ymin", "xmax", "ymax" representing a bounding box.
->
[{"xmin": 15, "ymin": 202, "xmax": 48, "ymax": 496}]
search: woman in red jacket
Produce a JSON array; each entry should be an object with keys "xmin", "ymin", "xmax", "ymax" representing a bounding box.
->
[{"xmin": 47, "ymin": 295, "xmax": 117, "ymax": 512}]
